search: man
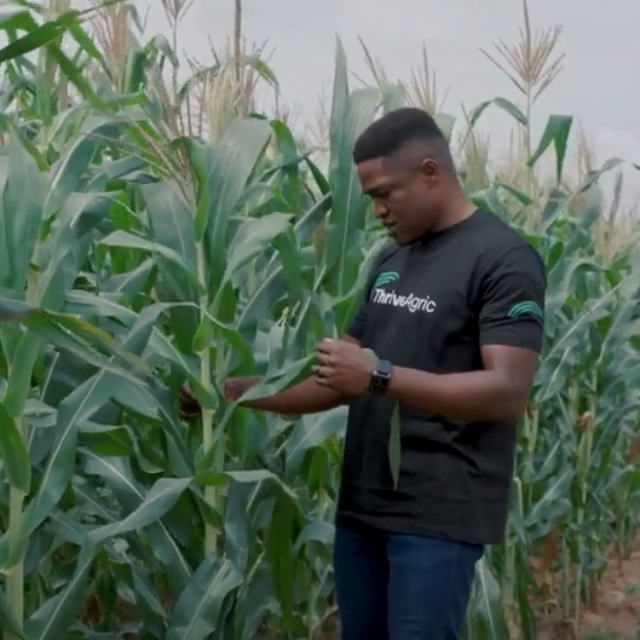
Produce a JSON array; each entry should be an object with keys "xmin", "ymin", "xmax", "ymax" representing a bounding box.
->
[{"xmin": 181, "ymin": 107, "xmax": 547, "ymax": 640}]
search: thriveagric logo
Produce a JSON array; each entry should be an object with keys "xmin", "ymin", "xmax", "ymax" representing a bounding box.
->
[
  {"xmin": 370, "ymin": 270, "xmax": 436, "ymax": 314},
  {"xmin": 507, "ymin": 300, "xmax": 543, "ymax": 322}
]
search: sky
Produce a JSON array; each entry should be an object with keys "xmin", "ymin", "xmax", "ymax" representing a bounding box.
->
[{"xmin": 84, "ymin": 0, "xmax": 640, "ymax": 209}]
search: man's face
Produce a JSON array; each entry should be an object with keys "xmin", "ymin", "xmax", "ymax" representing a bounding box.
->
[{"xmin": 356, "ymin": 156, "xmax": 442, "ymax": 245}]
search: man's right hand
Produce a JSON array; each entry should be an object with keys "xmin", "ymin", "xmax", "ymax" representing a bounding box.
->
[
  {"xmin": 179, "ymin": 386, "xmax": 201, "ymax": 420},
  {"xmin": 223, "ymin": 376, "xmax": 261, "ymax": 402},
  {"xmin": 179, "ymin": 376, "xmax": 262, "ymax": 421}
]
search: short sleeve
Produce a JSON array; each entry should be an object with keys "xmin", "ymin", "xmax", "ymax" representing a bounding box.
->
[
  {"xmin": 477, "ymin": 244, "xmax": 547, "ymax": 352},
  {"xmin": 345, "ymin": 242, "xmax": 399, "ymax": 341}
]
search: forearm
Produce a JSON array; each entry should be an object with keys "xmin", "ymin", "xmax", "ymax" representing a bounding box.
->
[
  {"xmin": 241, "ymin": 376, "xmax": 349, "ymax": 415},
  {"xmin": 387, "ymin": 367, "xmax": 524, "ymax": 423}
]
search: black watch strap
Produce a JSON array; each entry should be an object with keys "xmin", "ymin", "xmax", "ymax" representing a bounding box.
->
[{"xmin": 368, "ymin": 358, "xmax": 393, "ymax": 395}]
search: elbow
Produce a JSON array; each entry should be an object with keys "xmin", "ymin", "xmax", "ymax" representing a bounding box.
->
[
  {"xmin": 493, "ymin": 387, "xmax": 529, "ymax": 423},
  {"xmin": 485, "ymin": 370, "xmax": 531, "ymax": 422},
  {"xmin": 493, "ymin": 405, "xmax": 523, "ymax": 424}
]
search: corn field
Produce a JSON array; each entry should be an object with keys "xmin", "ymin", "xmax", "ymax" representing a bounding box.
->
[{"xmin": 0, "ymin": 1, "xmax": 640, "ymax": 639}]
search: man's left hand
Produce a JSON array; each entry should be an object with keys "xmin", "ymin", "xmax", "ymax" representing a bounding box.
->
[{"xmin": 313, "ymin": 338, "xmax": 375, "ymax": 396}]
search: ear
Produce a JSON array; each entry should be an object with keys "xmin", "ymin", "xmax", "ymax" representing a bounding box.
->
[{"xmin": 418, "ymin": 158, "xmax": 441, "ymax": 183}]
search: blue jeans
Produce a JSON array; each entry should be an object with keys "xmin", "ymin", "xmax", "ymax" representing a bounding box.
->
[{"xmin": 333, "ymin": 520, "xmax": 484, "ymax": 640}]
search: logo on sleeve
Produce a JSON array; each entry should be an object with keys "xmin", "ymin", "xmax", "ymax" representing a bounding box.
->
[
  {"xmin": 370, "ymin": 270, "xmax": 436, "ymax": 314},
  {"xmin": 507, "ymin": 300, "xmax": 543, "ymax": 322}
]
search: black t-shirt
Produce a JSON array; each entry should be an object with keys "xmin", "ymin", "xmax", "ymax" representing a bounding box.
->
[{"xmin": 339, "ymin": 208, "xmax": 546, "ymax": 545}]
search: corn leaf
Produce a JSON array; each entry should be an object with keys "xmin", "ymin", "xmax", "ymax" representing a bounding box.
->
[{"xmin": 0, "ymin": 399, "xmax": 30, "ymax": 491}]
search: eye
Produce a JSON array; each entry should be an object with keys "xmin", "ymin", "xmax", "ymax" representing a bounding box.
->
[{"xmin": 365, "ymin": 187, "xmax": 394, "ymax": 202}]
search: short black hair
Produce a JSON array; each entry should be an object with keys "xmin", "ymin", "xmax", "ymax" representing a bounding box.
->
[{"xmin": 352, "ymin": 107, "xmax": 455, "ymax": 174}]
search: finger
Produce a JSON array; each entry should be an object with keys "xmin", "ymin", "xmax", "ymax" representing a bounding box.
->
[
  {"xmin": 316, "ymin": 338, "xmax": 338, "ymax": 354},
  {"xmin": 313, "ymin": 370, "xmax": 334, "ymax": 388},
  {"xmin": 312, "ymin": 365, "xmax": 331, "ymax": 380},
  {"xmin": 180, "ymin": 386, "xmax": 195, "ymax": 401},
  {"xmin": 315, "ymin": 352, "xmax": 334, "ymax": 366},
  {"xmin": 180, "ymin": 401, "xmax": 200, "ymax": 418},
  {"xmin": 179, "ymin": 396, "xmax": 196, "ymax": 409},
  {"xmin": 180, "ymin": 391, "xmax": 198, "ymax": 408}
]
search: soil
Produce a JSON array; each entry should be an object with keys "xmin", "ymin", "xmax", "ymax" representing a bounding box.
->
[{"xmin": 575, "ymin": 545, "xmax": 640, "ymax": 640}]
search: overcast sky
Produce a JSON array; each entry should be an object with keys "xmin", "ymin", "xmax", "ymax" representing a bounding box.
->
[{"xmin": 88, "ymin": 0, "xmax": 640, "ymax": 208}]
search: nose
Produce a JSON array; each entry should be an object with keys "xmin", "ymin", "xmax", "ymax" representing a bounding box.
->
[{"xmin": 373, "ymin": 199, "xmax": 389, "ymax": 219}]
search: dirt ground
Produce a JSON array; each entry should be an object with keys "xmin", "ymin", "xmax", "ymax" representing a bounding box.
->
[{"xmin": 575, "ymin": 545, "xmax": 640, "ymax": 640}]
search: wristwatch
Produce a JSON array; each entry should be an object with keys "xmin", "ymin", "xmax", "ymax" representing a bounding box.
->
[{"xmin": 368, "ymin": 358, "xmax": 393, "ymax": 395}]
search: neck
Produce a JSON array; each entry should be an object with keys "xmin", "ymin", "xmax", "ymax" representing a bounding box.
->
[{"xmin": 430, "ymin": 186, "xmax": 476, "ymax": 232}]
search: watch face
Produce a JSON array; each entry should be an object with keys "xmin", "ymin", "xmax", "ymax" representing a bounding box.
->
[{"xmin": 369, "ymin": 361, "xmax": 391, "ymax": 394}]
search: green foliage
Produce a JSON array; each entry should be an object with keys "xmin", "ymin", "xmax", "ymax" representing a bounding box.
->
[{"xmin": 0, "ymin": 2, "xmax": 639, "ymax": 640}]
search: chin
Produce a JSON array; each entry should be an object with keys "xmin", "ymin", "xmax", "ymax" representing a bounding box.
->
[
  {"xmin": 386, "ymin": 230, "xmax": 403, "ymax": 245},
  {"xmin": 393, "ymin": 231, "xmax": 419, "ymax": 246}
]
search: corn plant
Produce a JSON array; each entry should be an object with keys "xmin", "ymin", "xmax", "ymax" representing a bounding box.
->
[{"xmin": 0, "ymin": 3, "xmax": 378, "ymax": 638}]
